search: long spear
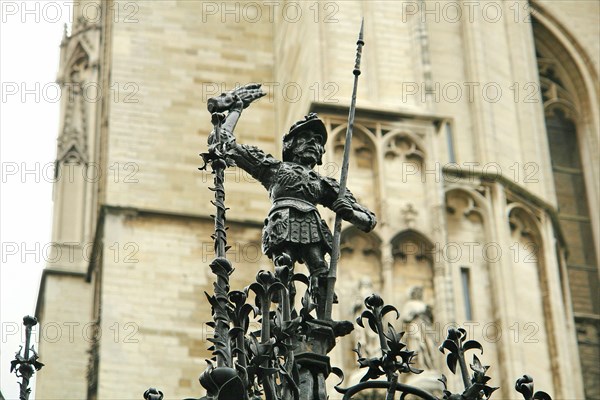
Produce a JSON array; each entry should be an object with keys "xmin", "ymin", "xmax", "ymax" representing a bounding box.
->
[{"xmin": 324, "ymin": 19, "xmax": 365, "ymax": 320}]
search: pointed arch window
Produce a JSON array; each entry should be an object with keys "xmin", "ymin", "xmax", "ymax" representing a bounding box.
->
[
  {"xmin": 534, "ymin": 18, "xmax": 600, "ymax": 398},
  {"xmin": 539, "ymin": 59, "xmax": 599, "ymax": 316}
]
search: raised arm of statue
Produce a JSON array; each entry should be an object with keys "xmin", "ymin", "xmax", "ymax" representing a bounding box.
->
[
  {"xmin": 321, "ymin": 176, "xmax": 376, "ymax": 232},
  {"xmin": 225, "ymin": 144, "xmax": 281, "ymax": 190}
]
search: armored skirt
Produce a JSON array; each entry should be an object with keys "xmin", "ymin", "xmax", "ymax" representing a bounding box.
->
[{"xmin": 261, "ymin": 198, "xmax": 333, "ymax": 262}]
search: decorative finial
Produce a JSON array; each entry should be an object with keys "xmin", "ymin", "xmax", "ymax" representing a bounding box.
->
[
  {"xmin": 353, "ymin": 18, "xmax": 365, "ymax": 76},
  {"xmin": 143, "ymin": 388, "xmax": 164, "ymax": 400},
  {"xmin": 10, "ymin": 316, "xmax": 43, "ymax": 400}
]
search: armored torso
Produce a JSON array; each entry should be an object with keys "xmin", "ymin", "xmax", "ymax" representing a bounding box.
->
[
  {"xmin": 264, "ymin": 162, "xmax": 331, "ymax": 259},
  {"xmin": 270, "ymin": 162, "xmax": 322, "ymax": 203}
]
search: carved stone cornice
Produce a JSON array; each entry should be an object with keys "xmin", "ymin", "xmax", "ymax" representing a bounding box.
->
[{"xmin": 442, "ymin": 165, "xmax": 565, "ymax": 249}]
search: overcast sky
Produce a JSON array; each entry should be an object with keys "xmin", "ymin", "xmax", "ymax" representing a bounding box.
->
[{"xmin": 1, "ymin": 1, "xmax": 70, "ymax": 397}]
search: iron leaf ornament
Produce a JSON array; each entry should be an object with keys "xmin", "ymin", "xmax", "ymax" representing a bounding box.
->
[
  {"xmin": 515, "ymin": 375, "xmax": 552, "ymax": 400},
  {"xmin": 353, "ymin": 294, "xmax": 422, "ymax": 383},
  {"xmin": 438, "ymin": 328, "xmax": 498, "ymax": 399}
]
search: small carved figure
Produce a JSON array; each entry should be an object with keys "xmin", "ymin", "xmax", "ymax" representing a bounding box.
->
[
  {"xmin": 401, "ymin": 285, "xmax": 435, "ymax": 370},
  {"xmin": 207, "ymin": 83, "xmax": 376, "ymax": 306},
  {"xmin": 352, "ymin": 278, "xmax": 380, "ymax": 358}
]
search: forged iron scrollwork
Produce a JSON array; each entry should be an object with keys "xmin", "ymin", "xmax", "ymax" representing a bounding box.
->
[
  {"xmin": 10, "ymin": 316, "xmax": 44, "ymax": 400},
  {"xmin": 144, "ymin": 266, "xmax": 555, "ymax": 400},
  {"xmin": 336, "ymin": 295, "xmax": 434, "ymax": 400},
  {"xmin": 248, "ymin": 270, "xmax": 286, "ymax": 399},
  {"xmin": 333, "ymin": 297, "xmax": 554, "ymax": 400}
]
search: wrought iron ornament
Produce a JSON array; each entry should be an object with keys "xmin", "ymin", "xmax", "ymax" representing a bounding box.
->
[
  {"xmin": 10, "ymin": 316, "xmax": 44, "ymax": 400},
  {"xmin": 143, "ymin": 22, "xmax": 554, "ymax": 400}
]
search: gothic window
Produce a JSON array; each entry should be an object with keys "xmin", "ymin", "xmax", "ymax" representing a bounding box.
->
[
  {"xmin": 384, "ymin": 132, "xmax": 426, "ymax": 228},
  {"xmin": 445, "ymin": 123, "xmax": 456, "ymax": 163},
  {"xmin": 52, "ymin": 43, "xmax": 92, "ymax": 244},
  {"xmin": 460, "ymin": 267, "xmax": 473, "ymax": 321},
  {"xmin": 534, "ymin": 16, "xmax": 599, "ymax": 398},
  {"xmin": 57, "ymin": 44, "xmax": 90, "ymax": 166},
  {"xmin": 390, "ymin": 230, "xmax": 435, "ymax": 371},
  {"xmin": 537, "ymin": 49, "xmax": 600, "ymax": 398},
  {"xmin": 544, "ymin": 106, "xmax": 599, "ymax": 314},
  {"xmin": 332, "ymin": 125, "xmax": 378, "ymax": 213},
  {"xmin": 508, "ymin": 206, "xmax": 554, "ymax": 393},
  {"xmin": 391, "ymin": 230, "xmax": 434, "ymax": 315},
  {"xmin": 338, "ymin": 228, "xmax": 382, "ymax": 376},
  {"xmin": 444, "ymin": 189, "xmax": 486, "ymax": 323}
]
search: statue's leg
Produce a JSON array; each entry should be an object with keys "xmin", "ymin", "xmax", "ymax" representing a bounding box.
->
[
  {"xmin": 303, "ymin": 244, "xmax": 328, "ymax": 277},
  {"xmin": 272, "ymin": 246, "xmax": 296, "ymax": 307},
  {"xmin": 303, "ymin": 245, "xmax": 329, "ymax": 317}
]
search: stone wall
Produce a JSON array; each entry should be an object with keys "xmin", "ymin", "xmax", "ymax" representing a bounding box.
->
[{"xmin": 35, "ymin": 1, "xmax": 598, "ymax": 398}]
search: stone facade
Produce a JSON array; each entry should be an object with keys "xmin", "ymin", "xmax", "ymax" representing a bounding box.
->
[{"xmin": 35, "ymin": 1, "xmax": 598, "ymax": 399}]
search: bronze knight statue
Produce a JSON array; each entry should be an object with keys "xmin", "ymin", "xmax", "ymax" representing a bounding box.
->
[{"xmin": 207, "ymin": 83, "xmax": 376, "ymax": 315}]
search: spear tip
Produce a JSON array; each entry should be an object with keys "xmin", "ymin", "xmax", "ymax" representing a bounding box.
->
[{"xmin": 358, "ymin": 18, "xmax": 365, "ymax": 44}]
